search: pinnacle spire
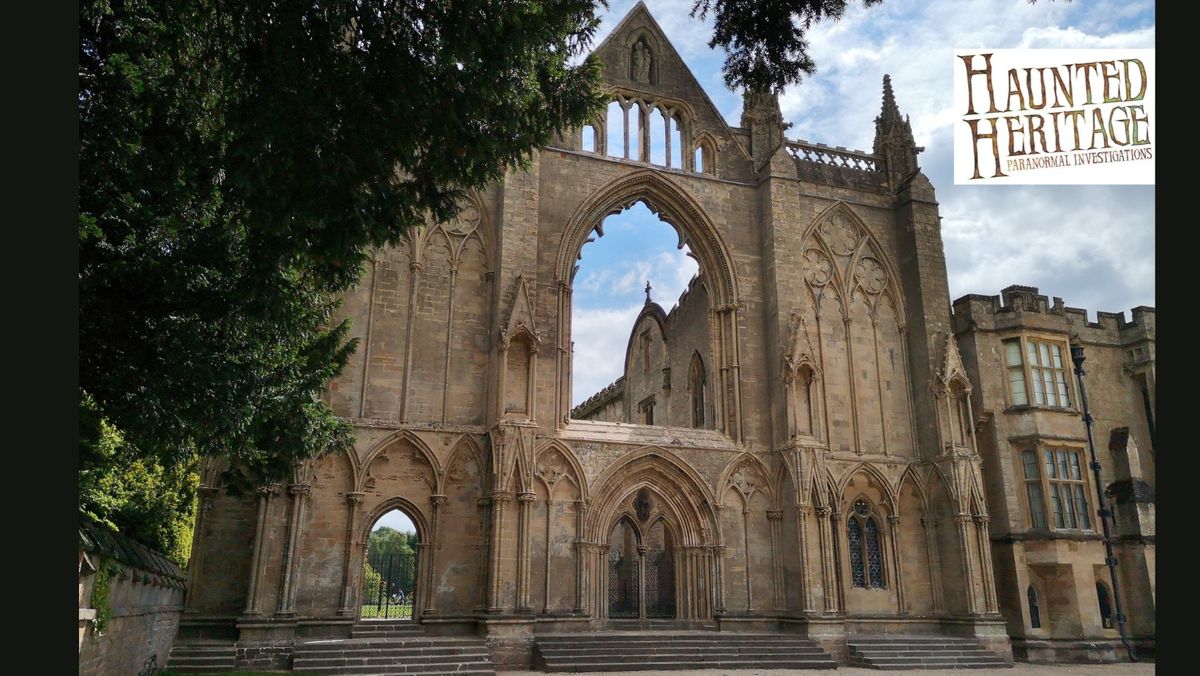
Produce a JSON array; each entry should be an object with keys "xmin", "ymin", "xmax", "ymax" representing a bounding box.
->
[
  {"xmin": 880, "ymin": 74, "xmax": 901, "ymax": 124},
  {"xmin": 873, "ymin": 73, "xmax": 924, "ymax": 191}
]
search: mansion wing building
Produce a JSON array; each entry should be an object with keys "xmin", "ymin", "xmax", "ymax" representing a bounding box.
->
[{"xmin": 178, "ymin": 3, "xmax": 1155, "ymax": 669}]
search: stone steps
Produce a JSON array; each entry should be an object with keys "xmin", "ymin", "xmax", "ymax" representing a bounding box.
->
[
  {"xmin": 353, "ymin": 620, "xmax": 426, "ymax": 639},
  {"xmin": 536, "ymin": 631, "xmax": 836, "ymax": 672},
  {"xmin": 847, "ymin": 635, "xmax": 1013, "ymax": 670},
  {"xmin": 165, "ymin": 642, "xmax": 237, "ymax": 673},
  {"xmin": 293, "ymin": 636, "xmax": 495, "ymax": 675}
]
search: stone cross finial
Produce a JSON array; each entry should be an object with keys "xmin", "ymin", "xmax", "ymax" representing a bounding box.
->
[{"xmin": 645, "ymin": 279, "xmax": 652, "ymax": 304}]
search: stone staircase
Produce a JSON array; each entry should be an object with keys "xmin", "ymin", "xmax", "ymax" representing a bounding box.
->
[
  {"xmin": 352, "ymin": 619, "xmax": 427, "ymax": 639},
  {"xmin": 535, "ymin": 631, "xmax": 837, "ymax": 672},
  {"xmin": 846, "ymin": 635, "xmax": 1013, "ymax": 670},
  {"xmin": 292, "ymin": 624, "xmax": 495, "ymax": 675},
  {"xmin": 164, "ymin": 642, "xmax": 237, "ymax": 673}
]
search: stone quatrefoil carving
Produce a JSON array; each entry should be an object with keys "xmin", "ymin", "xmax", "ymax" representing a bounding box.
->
[{"xmin": 536, "ymin": 451, "xmax": 568, "ymax": 487}]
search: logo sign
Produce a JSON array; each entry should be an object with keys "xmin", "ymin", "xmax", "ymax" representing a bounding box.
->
[{"xmin": 953, "ymin": 49, "xmax": 1154, "ymax": 185}]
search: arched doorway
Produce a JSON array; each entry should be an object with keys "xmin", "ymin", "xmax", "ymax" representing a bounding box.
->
[
  {"xmin": 360, "ymin": 507, "xmax": 420, "ymax": 622},
  {"xmin": 607, "ymin": 509, "xmax": 677, "ymax": 619}
]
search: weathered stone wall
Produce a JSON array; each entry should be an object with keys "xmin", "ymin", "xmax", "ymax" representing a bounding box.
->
[{"xmin": 79, "ymin": 523, "xmax": 187, "ymax": 676}]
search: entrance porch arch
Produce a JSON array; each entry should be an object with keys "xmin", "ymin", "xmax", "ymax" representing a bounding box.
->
[
  {"xmin": 553, "ymin": 170, "xmax": 745, "ymax": 440},
  {"xmin": 584, "ymin": 447, "xmax": 721, "ymax": 621}
]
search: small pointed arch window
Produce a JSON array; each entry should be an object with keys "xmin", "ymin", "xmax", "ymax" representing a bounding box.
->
[
  {"xmin": 694, "ymin": 136, "xmax": 716, "ymax": 175},
  {"xmin": 847, "ymin": 498, "xmax": 886, "ymax": 589},
  {"xmin": 582, "ymin": 123, "xmax": 597, "ymax": 152},
  {"xmin": 1027, "ymin": 584, "xmax": 1042, "ymax": 628}
]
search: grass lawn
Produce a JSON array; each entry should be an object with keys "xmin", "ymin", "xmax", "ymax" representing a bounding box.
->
[{"xmin": 358, "ymin": 603, "xmax": 413, "ymax": 619}]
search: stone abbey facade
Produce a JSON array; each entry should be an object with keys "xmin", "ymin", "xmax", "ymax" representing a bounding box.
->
[{"xmin": 178, "ymin": 3, "xmax": 1155, "ymax": 668}]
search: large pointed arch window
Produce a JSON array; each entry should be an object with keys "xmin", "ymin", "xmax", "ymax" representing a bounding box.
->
[{"xmin": 847, "ymin": 498, "xmax": 886, "ymax": 589}]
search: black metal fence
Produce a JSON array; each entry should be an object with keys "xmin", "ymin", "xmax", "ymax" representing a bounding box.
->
[{"xmin": 361, "ymin": 550, "xmax": 416, "ymax": 620}]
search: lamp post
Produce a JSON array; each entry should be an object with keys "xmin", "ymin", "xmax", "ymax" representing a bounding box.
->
[{"xmin": 1070, "ymin": 344, "xmax": 1137, "ymax": 662}]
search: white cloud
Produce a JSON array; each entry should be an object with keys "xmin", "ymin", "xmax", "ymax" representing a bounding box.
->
[
  {"xmin": 571, "ymin": 303, "xmax": 643, "ymax": 405},
  {"xmin": 575, "ymin": 0, "xmax": 1155, "ymax": 385}
]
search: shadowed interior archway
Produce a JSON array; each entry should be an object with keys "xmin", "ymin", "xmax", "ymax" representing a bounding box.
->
[{"xmin": 584, "ymin": 446, "xmax": 720, "ymax": 621}]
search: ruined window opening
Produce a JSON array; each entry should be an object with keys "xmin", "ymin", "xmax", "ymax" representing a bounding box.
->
[
  {"xmin": 649, "ymin": 108, "xmax": 667, "ymax": 166},
  {"xmin": 606, "ymin": 101, "xmax": 625, "ymax": 159},
  {"xmin": 582, "ymin": 124, "xmax": 596, "ymax": 152},
  {"xmin": 568, "ymin": 201, "xmax": 711, "ymax": 431},
  {"xmin": 669, "ymin": 115, "xmax": 683, "ymax": 168},
  {"xmin": 639, "ymin": 395, "xmax": 655, "ymax": 425}
]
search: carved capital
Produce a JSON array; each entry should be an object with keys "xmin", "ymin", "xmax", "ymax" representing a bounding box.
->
[
  {"xmin": 346, "ymin": 491, "xmax": 366, "ymax": 505},
  {"xmin": 973, "ymin": 514, "xmax": 989, "ymax": 525},
  {"xmin": 637, "ymin": 545, "xmax": 648, "ymax": 556},
  {"xmin": 887, "ymin": 515, "xmax": 901, "ymax": 525},
  {"xmin": 288, "ymin": 483, "xmax": 312, "ymax": 498},
  {"xmin": 955, "ymin": 513, "xmax": 973, "ymax": 525},
  {"xmin": 815, "ymin": 506, "xmax": 833, "ymax": 518},
  {"xmin": 431, "ymin": 494, "xmax": 449, "ymax": 507},
  {"xmin": 766, "ymin": 510, "xmax": 784, "ymax": 521},
  {"xmin": 491, "ymin": 490, "xmax": 514, "ymax": 503},
  {"xmin": 256, "ymin": 483, "xmax": 282, "ymax": 498},
  {"xmin": 517, "ymin": 491, "xmax": 537, "ymax": 503}
]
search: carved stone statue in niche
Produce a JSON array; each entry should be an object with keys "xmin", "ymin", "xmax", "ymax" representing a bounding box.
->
[{"xmin": 631, "ymin": 40, "xmax": 652, "ymax": 83}]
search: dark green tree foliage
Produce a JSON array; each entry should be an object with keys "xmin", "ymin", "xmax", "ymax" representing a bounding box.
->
[
  {"xmin": 79, "ymin": 1, "xmax": 606, "ymax": 492},
  {"xmin": 367, "ymin": 526, "xmax": 418, "ymax": 596},
  {"xmin": 80, "ymin": 393, "xmax": 199, "ymax": 564},
  {"xmin": 692, "ymin": 0, "xmax": 883, "ymax": 93}
]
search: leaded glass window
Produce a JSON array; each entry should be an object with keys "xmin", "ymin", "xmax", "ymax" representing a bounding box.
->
[
  {"xmin": 864, "ymin": 517, "xmax": 884, "ymax": 588},
  {"xmin": 847, "ymin": 518, "xmax": 864, "ymax": 587},
  {"xmin": 1025, "ymin": 447, "xmax": 1093, "ymax": 531},
  {"xmin": 1027, "ymin": 585, "xmax": 1041, "ymax": 628},
  {"xmin": 847, "ymin": 499, "xmax": 885, "ymax": 589},
  {"xmin": 1003, "ymin": 337, "xmax": 1072, "ymax": 408}
]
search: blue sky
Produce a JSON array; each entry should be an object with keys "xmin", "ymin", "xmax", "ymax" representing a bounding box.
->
[
  {"xmin": 570, "ymin": 0, "xmax": 1155, "ymax": 406},
  {"xmin": 374, "ymin": 508, "xmax": 417, "ymax": 533}
]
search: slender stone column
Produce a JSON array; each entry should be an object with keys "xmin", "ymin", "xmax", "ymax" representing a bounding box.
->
[
  {"xmin": 516, "ymin": 491, "xmax": 536, "ymax": 612},
  {"xmin": 423, "ymin": 495, "xmax": 447, "ymax": 616},
  {"xmin": 767, "ymin": 510, "xmax": 786, "ymax": 611},
  {"xmin": 796, "ymin": 506, "xmax": 816, "ymax": 612},
  {"xmin": 713, "ymin": 544, "xmax": 727, "ymax": 614},
  {"xmin": 543, "ymin": 496, "xmax": 555, "ymax": 614},
  {"xmin": 338, "ymin": 492, "xmax": 366, "ymax": 615},
  {"xmin": 956, "ymin": 513, "xmax": 980, "ymax": 614},
  {"xmin": 830, "ymin": 509, "xmax": 846, "ymax": 612},
  {"xmin": 887, "ymin": 515, "xmax": 907, "ymax": 614},
  {"xmin": 487, "ymin": 491, "xmax": 512, "ymax": 612},
  {"xmin": 921, "ymin": 516, "xmax": 944, "ymax": 611},
  {"xmin": 573, "ymin": 501, "xmax": 587, "ymax": 613},
  {"xmin": 276, "ymin": 483, "xmax": 312, "ymax": 617},
  {"xmin": 816, "ymin": 507, "xmax": 838, "ymax": 612},
  {"xmin": 637, "ymin": 544, "xmax": 648, "ymax": 619},
  {"xmin": 974, "ymin": 515, "xmax": 999, "ymax": 613},
  {"xmin": 741, "ymin": 506, "xmax": 753, "ymax": 611},
  {"xmin": 244, "ymin": 483, "xmax": 281, "ymax": 616}
]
